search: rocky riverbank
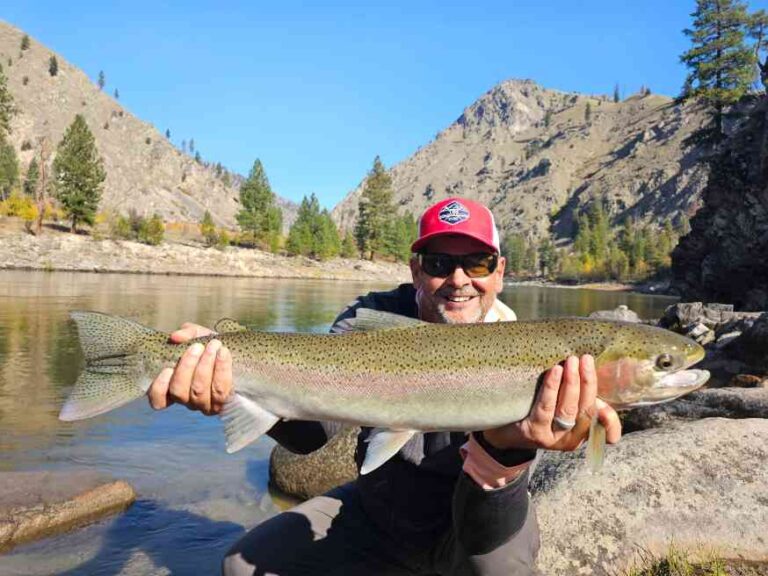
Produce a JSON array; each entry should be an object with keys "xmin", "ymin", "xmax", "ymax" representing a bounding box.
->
[{"xmin": 0, "ymin": 231, "xmax": 410, "ymax": 282}]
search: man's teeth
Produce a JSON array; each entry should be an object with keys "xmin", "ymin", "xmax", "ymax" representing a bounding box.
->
[{"xmin": 447, "ymin": 296, "xmax": 473, "ymax": 302}]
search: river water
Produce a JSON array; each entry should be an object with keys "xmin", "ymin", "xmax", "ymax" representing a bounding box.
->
[{"xmin": 0, "ymin": 270, "xmax": 676, "ymax": 575}]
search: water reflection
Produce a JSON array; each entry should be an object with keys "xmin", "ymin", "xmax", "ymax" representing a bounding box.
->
[{"xmin": 0, "ymin": 271, "xmax": 676, "ymax": 574}]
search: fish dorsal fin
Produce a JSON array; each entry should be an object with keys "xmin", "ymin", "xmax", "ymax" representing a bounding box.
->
[
  {"xmin": 214, "ymin": 318, "xmax": 248, "ymax": 333},
  {"xmin": 361, "ymin": 428, "xmax": 418, "ymax": 474},
  {"xmin": 220, "ymin": 393, "xmax": 280, "ymax": 453},
  {"xmin": 333, "ymin": 309, "xmax": 427, "ymax": 333}
]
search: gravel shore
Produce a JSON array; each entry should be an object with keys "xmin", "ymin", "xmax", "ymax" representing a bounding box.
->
[{"xmin": 0, "ymin": 231, "xmax": 411, "ymax": 282}]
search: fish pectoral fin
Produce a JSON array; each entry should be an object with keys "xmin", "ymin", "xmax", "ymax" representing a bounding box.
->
[
  {"xmin": 332, "ymin": 309, "xmax": 427, "ymax": 334},
  {"xmin": 220, "ymin": 393, "xmax": 280, "ymax": 453},
  {"xmin": 213, "ymin": 318, "xmax": 248, "ymax": 333},
  {"xmin": 361, "ymin": 428, "xmax": 418, "ymax": 474},
  {"xmin": 586, "ymin": 413, "xmax": 607, "ymax": 473}
]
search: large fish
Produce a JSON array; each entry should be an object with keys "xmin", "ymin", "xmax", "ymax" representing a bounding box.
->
[{"xmin": 59, "ymin": 309, "xmax": 709, "ymax": 473}]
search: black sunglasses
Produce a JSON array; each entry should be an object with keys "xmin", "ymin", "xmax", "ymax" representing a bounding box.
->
[{"xmin": 418, "ymin": 252, "xmax": 499, "ymax": 278}]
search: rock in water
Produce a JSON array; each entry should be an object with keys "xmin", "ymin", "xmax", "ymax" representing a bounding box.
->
[
  {"xmin": 269, "ymin": 426, "xmax": 359, "ymax": 500},
  {"xmin": 531, "ymin": 418, "xmax": 768, "ymax": 576}
]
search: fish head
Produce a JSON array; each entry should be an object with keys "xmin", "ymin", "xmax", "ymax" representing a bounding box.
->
[{"xmin": 594, "ymin": 323, "xmax": 709, "ymax": 410}]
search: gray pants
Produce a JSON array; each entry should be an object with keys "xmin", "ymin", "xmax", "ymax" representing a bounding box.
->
[{"xmin": 222, "ymin": 483, "xmax": 540, "ymax": 576}]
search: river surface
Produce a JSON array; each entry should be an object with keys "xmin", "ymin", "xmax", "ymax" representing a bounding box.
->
[{"xmin": 0, "ymin": 270, "xmax": 676, "ymax": 575}]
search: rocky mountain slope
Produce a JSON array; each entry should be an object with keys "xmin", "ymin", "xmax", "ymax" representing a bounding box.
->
[
  {"xmin": 671, "ymin": 97, "xmax": 768, "ymax": 311},
  {"xmin": 0, "ymin": 21, "xmax": 296, "ymax": 230},
  {"xmin": 333, "ymin": 79, "xmax": 710, "ymax": 243}
]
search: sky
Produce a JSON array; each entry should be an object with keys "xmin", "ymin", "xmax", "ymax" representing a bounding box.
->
[{"xmin": 6, "ymin": 1, "xmax": 768, "ymax": 209}]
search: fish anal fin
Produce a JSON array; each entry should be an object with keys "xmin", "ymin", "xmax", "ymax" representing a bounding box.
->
[
  {"xmin": 221, "ymin": 394, "xmax": 280, "ymax": 453},
  {"xmin": 361, "ymin": 428, "xmax": 418, "ymax": 474},
  {"xmin": 587, "ymin": 414, "xmax": 607, "ymax": 473}
]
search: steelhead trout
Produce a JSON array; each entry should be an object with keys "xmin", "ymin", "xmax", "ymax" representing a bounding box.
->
[{"xmin": 59, "ymin": 309, "xmax": 709, "ymax": 473}]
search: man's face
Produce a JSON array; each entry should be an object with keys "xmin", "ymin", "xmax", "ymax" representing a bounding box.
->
[{"xmin": 410, "ymin": 235, "xmax": 506, "ymax": 324}]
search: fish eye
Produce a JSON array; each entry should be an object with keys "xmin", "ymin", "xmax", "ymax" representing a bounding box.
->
[{"xmin": 655, "ymin": 353, "xmax": 674, "ymax": 371}]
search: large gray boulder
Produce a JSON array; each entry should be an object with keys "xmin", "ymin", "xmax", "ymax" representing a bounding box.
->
[{"xmin": 531, "ymin": 418, "xmax": 768, "ymax": 576}]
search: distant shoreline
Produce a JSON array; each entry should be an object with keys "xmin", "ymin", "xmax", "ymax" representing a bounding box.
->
[{"xmin": 0, "ymin": 230, "xmax": 410, "ymax": 283}]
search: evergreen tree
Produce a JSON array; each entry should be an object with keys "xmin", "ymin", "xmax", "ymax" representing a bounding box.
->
[
  {"xmin": 538, "ymin": 236, "xmax": 558, "ymax": 278},
  {"xmin": 316, "ymin": 209, "xmax": 341, "ymax": 260},
  {"xmin": 0, "ymin": 136, "xmax": 19, "ymax": 200},
  {"xmin": 236, "ymin": 159, "xmax": 282, "ymax": 248},
  {"xmin": 354, "ymin": 156, "xmax": 393, "ymax": 260},
  {"xmin": 0, "ymin": 66, "xmax": 15, "ymax": 138},
  {"xmin": 584, "ymin": 101, "xmax": 592, "ymax": 124},
  {"xmin": 200, "ymin": 210, "xmax": 218, "ymax": 246},
  {"xmin": 48, "ymin": 55, "xmax": 58, "ymax": 77},
  {"xmin": 341, "ymin": 230, "xmax": 357, "ymax": 258},
  {"xmin": 680, "ymin": 0, "xmax": 755, "ymax": 143},
  {"xmin": 21, "ymin": 34, "xmax": 30, "ymax": 51},
  {"xmin": 613, "ymin": 83, "xmax": 620, "ymax": 103},
  {"xmin": 383, "ymin": 212, "xmax": 417, "ymax": 262},
  {"xmin": 23, "ymin": 157, "xmax": 39, "ymax": 197},
  {"xmin": 114, "ymin": 88, "xmax": 119, "ymax": 100},
  {"xmin": 523, "ymin": 243, "xmax": 538, "ymax": 275},
  {"xmin": 53, "ymin": 115, "xmax": 106, "ymax": 233},
  {"xmin": 502, "ymin": 233, "xmax": 526, "ymax": 274},
  {"xmin": 189, "ymin": 138, "xmax": 195, "ymax": 153},
  {"xmin": 98, "ymin": 70, "xmax": 105, "ymax": 90},
  {"xmin": 286, "ymin": 194, "xmax": 341, "ymax": 260},
  {"xmin": 543, "ymin": 109, "xmax": 553, "ymax": 128},
  {"xmin": 165, "ymin": 128, "xmax": 171, "ymax": 139},
  {"xmin": 748, "ymin": 9, "xmax": 768, "ymax": 91}
]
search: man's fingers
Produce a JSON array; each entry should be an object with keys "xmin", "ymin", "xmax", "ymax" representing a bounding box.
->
[
  {"xmin": 168, "ymin": 342, "xmax": 204, "ymax": 404},
  {"xmin": 531, "ymin": 364, "xmax": 562, "ymax": 425},
  {"xmin": 148, "ymin": 368, "xmax": 173, "ymax": 410},
  {"xmin": 169, "ymin": 323, "xmax": 215, "ymax": 343},
  {"xmin": 596, "ymin": 399, "xmax": 622, "ymax": 444},
  {"xmin": 577, "ymin": 354, "xmax": 597, "ymax": 415},
  {"xmin": 555, "ymin": 356, "xmax": 580, "ymax": 424},
  {"xmin": 190, "ymin": 340, "xmax": 221, "ymax": 414},
  {"xmin": 210, "ymin": 346, "xmax": 233, "ymax": 414}
]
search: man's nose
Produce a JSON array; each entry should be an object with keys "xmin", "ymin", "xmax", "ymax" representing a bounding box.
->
[{"xmin": 444, "ymin": 263, "xmax": 471, "ymax": 287}]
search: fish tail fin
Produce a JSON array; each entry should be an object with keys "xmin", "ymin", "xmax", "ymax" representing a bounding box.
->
[
  {"xmin": 59, "ymin": 311, "xmax": 157, "ymax": 422},
  {"xmin": 586, "ymin": 412, "xmax": 607, "ymax": 473}
]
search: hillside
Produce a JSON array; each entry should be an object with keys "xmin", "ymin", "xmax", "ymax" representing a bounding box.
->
[
  {"xmin": 0, "ymin": 21, "xmax": 296, "ymax": 231},
  {"xmin": 333, "ymin": 79, "xmax": 709, "ymax": 243}
]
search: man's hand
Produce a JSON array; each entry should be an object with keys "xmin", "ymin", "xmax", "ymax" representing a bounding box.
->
[
  {"xmin": 482, "ymin": 355, "xmax": 621, "ymax": 451},
  {"xmin": 147, "ymin": 323, "xmax": 233, "ymax": 416}
]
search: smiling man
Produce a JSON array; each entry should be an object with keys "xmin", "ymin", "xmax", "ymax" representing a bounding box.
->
[{"xmin": 148, "ymin": 196, "xmax": 621, "ymax": 575}]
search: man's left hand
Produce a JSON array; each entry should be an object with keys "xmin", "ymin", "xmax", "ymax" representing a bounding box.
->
[{"xmin": 481, "ymin": 355, "xmax": 622, "ymax": 451}]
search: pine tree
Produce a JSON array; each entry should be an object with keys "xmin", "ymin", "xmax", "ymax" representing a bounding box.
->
[
  {"xmin": 165, "ymin": 128, "xmax": 171, "ymax": 139},
  {"xmin": 21, "ymin": 34, "xmax": 30, "ymax": 51},
  {"xmin": 613, "ymin": 83, "xmax": 620, "ymax": 103},
  {"xmin": 23, "ymin": 157, "xmax": 39, "ymax": 197},
  {"xmin": 286, "ymin": 194, "xmax": 319, "ymax": 256},
  {"xmin": 98, "ymin": 70, "xmax": 105, "ymax": 90},
  {"xmin": 236, "ymin": 159, "xmax": 282, "ymax": 248},
  {"xmin": 383, "ymin": 212, "xmax": 417, "ymax": 263},
  {"xmin": 113, "ymin": 88, "xmax": 119, "ymax": 100},
  {"xmin": 0, "ymin": 136, "xmax": 19, "ymax": 200},
  {"xmin": 200, "ymin": 210, "xmax": 218, "ymax": 246},
  {"xmin": 680, "ymin": 0, "xmax": 755, "ymax": 143},
  {"xmin": 584, "ymin": 101, "xmax": 592, "ymax": 124},
  {"xmin": 53, "ymin": 115, "xmax": 106, "ymax": 233},
  {"xmin": 341, "ymin": 230, "xmax": 357, "ymax": 258},
  {"xmin": 0, "ymin": 66, "xmax": 16, "ymax": 138},
  {"xmin": 189, "ymin": 139, "xmax": 195, "ymax": 153},
  {"xmin": 538, "ymin": 237, "xmax": 558, "ymax": 278},
  {"xmin": 748, "ymin": 9, "xmax": 768, "ymax": 91},
  {"xmin": 354, "ymin": 156, "xmax": 393, "ymax": 260},
  {"xmin": 502, "ymin": 234, "xmax": 526, "ymax": 275},
  {"xmin": 543, "ymin": 109, "xmax": 553, "ymax": 128},
  {"xmin": 48, "ymin": 55, "xmax": 58, "ymax": 77}
]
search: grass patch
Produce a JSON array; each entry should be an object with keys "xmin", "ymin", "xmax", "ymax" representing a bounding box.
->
[{"xmin": 624, "ymin": 544, "xmax": 767, "ymax": 576}]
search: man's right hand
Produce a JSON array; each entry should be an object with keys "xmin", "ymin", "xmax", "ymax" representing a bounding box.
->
[{"xmin": 147, "ymin": 323, "xmax": 233, "ymax": 416}]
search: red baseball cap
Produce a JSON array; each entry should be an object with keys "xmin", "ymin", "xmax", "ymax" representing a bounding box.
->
[{"xmin": 411, "ymin": 197, "xmax": 500, "ymax": 253}]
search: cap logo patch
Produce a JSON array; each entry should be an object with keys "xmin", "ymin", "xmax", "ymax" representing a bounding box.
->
[{"xmin": 438, "ymin": 201, "xmax": 470, "ymax": 225}]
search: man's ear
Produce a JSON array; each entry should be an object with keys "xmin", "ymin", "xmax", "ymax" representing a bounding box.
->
[
  {"xmin": 410, "ymin": 256, "xmax": 421, "ymax": 287},
  {"xmin": 495, "ymin": 255, "xmax": 506, "ymax": 293}
]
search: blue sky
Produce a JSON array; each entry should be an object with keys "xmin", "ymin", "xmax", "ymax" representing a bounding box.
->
[{"xmin": 6, "ymin": 1, "xmax": 768, "ymax": 208}]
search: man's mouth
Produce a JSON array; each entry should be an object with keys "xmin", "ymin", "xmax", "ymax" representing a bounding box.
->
[{"xmin": 441, "ymin": 294, "xmax": 478, "ymax": 304}]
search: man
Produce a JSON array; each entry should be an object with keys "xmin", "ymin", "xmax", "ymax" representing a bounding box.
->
[{"xmin": 148, "ymin": 197, "xmax": 622, "ymax": 575}]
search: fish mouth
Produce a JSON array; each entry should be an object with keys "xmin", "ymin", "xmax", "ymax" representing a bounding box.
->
[{"xmin": 629, "ymin": 368, "xmax": 710, "ymax": 407}]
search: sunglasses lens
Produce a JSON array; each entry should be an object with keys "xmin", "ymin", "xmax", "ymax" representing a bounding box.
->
[
  {"xmin": 420, "ymin": 253, "xmax": 497, "ymax": 278},
  {"xmin": 420, "ymin": 254, "xmax": 455, "ymax": 277},
  {"xmin": 463, "ymin": 254, "xmax": 498, "ymax": 278}
]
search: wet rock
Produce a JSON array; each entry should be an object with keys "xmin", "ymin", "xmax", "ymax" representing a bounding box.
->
[
  {"xmin": 620, "ymin": 387, "xmax": 768, "ymax": 432},
  {"xmin": 269, "ymin": 426, "xmax": 359, "ymax": 500},
  {"xmin": 0, "ymin": 471, "xmax": 135, "ymax": 552},
  {"xmin": 531, "ymin": 418, "xmax": 768, "ymax": 576},
  {"xmin": 588, "ymin": 305, "xmax": 641, "ymax": 323},
  {"xmin": 660, "ymin": 302, "xmax": 735, "ymax": 331}
]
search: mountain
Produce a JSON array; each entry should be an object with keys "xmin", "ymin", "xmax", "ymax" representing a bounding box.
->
[
  {"xmin": 0, "ymin": 21, "xmax": 296, "ymax": 231},
  {"xmin": 333, "ymin": 79, "xmax": 709, "ymax": 244}
]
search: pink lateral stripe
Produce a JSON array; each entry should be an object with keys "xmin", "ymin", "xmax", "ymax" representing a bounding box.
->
[{"xmin": 460, "ymin": 433, "xmax": 533, "ymax": 490}]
